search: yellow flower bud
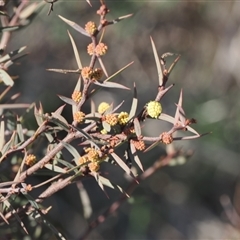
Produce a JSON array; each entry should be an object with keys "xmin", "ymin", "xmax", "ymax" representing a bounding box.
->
[{"xmin": 146, "ymin": 101, "xmax": 162, "ymax": 118}]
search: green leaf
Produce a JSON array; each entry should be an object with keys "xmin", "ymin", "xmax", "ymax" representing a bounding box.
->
[
  {"xmin": 98, "ymin": 175, "xmax": 129, "ymax": 197},
  {"xmin": 44, "ymin": 163, "xmax": 67, "ymax": 173},
  {"xmin": 0, "ymin": 131, "xmax": 17, "ymax": 156},
  {"xmin": 150, "ymin": 36, "xmax": 163, "ymax": 86},
  {"xmin": 111, "ymin": 152, "xmax": 132, "ymax": 176},
  {"xmin": 104, "ymin": 61, "xmax": 134, "ymax": 83},
  {"xmin": 13, "ymin": 151, "xmax": 28, "ymax": 184},
  {"xmin": 57, "ymin": 159, "xmax": 78, "ymax": 174},
  {"xmin": 97, "ymin": 56, "xmax": 108, "ymax": 77},
  {"xmin": 60, "ymin": 141, "xmax": 81, "ymax": 165},
  {"xmin": 0, "ymin": 69, "xmax": 14, "ymax": 86},
  {"xmin": 73, "ymin": 76, "xmax": 82, "ymax": 92},
  {"xmin": 17, "ymin": 118, "xmax": 24, "ymax": 142},
  {"xmin": 133, "ymin": 118, "xmax": 141, "ymax": 137},
  {"xmin": 130, "ymin": 143, "xmax": 143, "ymax": 171},
  {"xmin": 54, "ymin": 104, "xmax": 65, "ymax": 115},
  {"xmin": 68, "ymin": 30, "xmax": 82, "ymax": 69},
  {"xmin": 58, "ymin": 15, "xmax": 90, "ymax": 37},
  {"xmin": 77, "ymin": 182, "xmax": 92, "ymax": 218},
  {"xmin": 58, "ymin": 95, "xmax": 76, "ymax": 106},
  {"xmin": 34, "ymin": 104, "xmax": 44, "ymax": 127},
  {"xmin": 102, "ymin": 121, "xmax": 111, "ymax": 132},
  {"xmin": 89, "ymin": 62, "xmax": 134, "ymax": 98},
  {"xmin": 93, "ymin": 81, "xmax": 130, "ymax": 90},
  {"xmin": 92, "ymin": 172, "xmax": 107, "ymax": 195},
  {"xmin": 32, "ymin": 209, "xmax": 67, "ymax": 240},
  {"xmin": 72, "ymin": 125, "xmax": 100, "ymax": 150},
  {"xmin": 49, "ymin": 114, "xmax": 69, "ymax": 132},
  {"xmin": 21, "ymin": 186, "xmax": 40, "ymax": 209},
  {"xmin": 174, "ymin": 89, "xmax": 183, "ymax": 124},
  {"xmin": 168, "ymin": 54, "xmax": 181, "ymax": 76},
  {"xmin": 160, "ymin": 113, "xmax": 199, "ymax": 136},
  {"xmin": 129, "ymin": 82, "xmax": 138, "ymax": 120}
]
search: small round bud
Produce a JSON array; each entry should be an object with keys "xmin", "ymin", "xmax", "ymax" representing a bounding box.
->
[
  {"xmin": 118, "ymin": 112, "xmax": 129, "ymax": 125},
  {"xmin": 85, "ymin": 21, "xmax": 97, "ymax": 35},
  {"xmin": 88, "ymin": 162, "xmax": 100, "ymax": 172},
  {"xmin": 71, "ymin": 90, "xmax": 82, "ymax": 103},
  {"xmin": 95, "ymin": 43, "xmax": 108, "ymax": 56},
  {"xmin": 87, "ymin": 43, "xmax": 95, "ymax": 56},
  {"xmin": 161, "ymin": 132, "xmax": 173, "ymax": 144},
  {"xmin": 98, "ymin": 102, "xmax": 110, "ymax": 114},
  {"xmin": 92, "ymin": 68, "xmax": 103, "ymax": 81},
  {"xmin": 105, "ymin": 114, "xmax": 118, "ymax": 126},
  {"xmin": 131, "ymin": 140, "xmax": 146, "ymax": 151},
  {"xmin": 25, "ymin": 154, "xmax": 36, "ymax": 166},
  {"xmin": 73, "ymin": 111, "xmax": 85, "ymax": 123},
  {"xmin": 81, "ymin": 66, "xmax": 93, "ymax": 79}
]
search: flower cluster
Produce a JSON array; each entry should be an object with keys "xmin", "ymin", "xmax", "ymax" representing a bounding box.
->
[
  {"xmin": 85, "ymin": 21, "xmax": 97, "ymax": 35},
  {"xmin": 25, "ymin": 154, "xmax": 36, "ymax": 166},
  {"xmin": 104, "ymin": 114, "xmax": 118, "ymax": 126},
  {"xmin": 87, "ymin": 42, "xmax": 108, "ymax": 56},
  {"xmin": 73, "ymin": 111, "xmax": 85, "ymax": 123},
  {"xmin": 81, "ymin": 67, "xmax": 103, "ymax": 81},
  {"xmin": 146, "ymin": 101, "xmax": 162, "ymax": 118},
  {"xmin": 98, "ymin": 102, "xmax": 110, "ymax": 114},
  {"xmin": 79, "ymin": 148, "xmax": 106, "ymax": 172},
  {"xmin": 71, "ymin": 90, "xmax": 82, "ymax": 103},
  {"xmin": 118, "ymin": 112, "xmax": 129, "ymax": 125},
  {"xmin": 131, "ymin": 139, "xmax": 146, "ymax": 151},
  {"xmin": 161, "ymin": 132, "xmax": 173, "ymax": 144}
]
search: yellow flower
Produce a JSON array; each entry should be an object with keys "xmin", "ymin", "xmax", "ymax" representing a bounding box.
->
[
  {"xmin": 131, "ymin": 139, "xmax": 146, "ymax": 151},
  {"xmin": 87, "ymin": 43, "xmax": 95, "ymax": 56},
  {"xmin": 95, "ymin": 43, "xmax": 108, "ymax": 56},
  {"xmin": 118, "ymin": 112, "xmax": 129, "ymax": 125},
  {"xmin": 161, "ymin": 132, "xmax": 173, "ymax": 144},
  {"xmin": 146, "ymin": 101, "xmax": 162, "ymax": 118},
  {"xmin": 85, "ymin": 147, "xmax": 100, "ymax": 162},
  {"xmin": 81, "ymin": 66, "xmax": 93, "ymax": 79},
  {"xmin": 85, "ymin": 21, "xmax": 97, "ymax": 35},
  {"xmin": 79, "ymin": 156, "xmax": 88, "ymax": 165},
  {"xmin": 98, "ymin": 102, "xmax": 110, "ymax": 114},
  {"xmin": 73, "ymin": 111, "xmax": 85, "ymax": 123},
  {"xmin": 105, "ymin": 114, "xmax": 118, "ymax": 126},
  {"xmin": 88, "ymin": 162, "xmax": 100, "ymax": 172},
  {"xmin": 71, "ymin": 90, "xmax": 82, "ymax": 103},
  {"xmin": 25, "ymin": 154, "xmax": 36, "ymax": 166}
]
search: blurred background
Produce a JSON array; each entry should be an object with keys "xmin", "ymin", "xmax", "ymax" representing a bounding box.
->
[{"xmin": 2, "ymin": 0, "xmax": 240, "ymax": 239}]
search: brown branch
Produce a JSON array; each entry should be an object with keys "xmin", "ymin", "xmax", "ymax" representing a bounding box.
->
[
  {"xmin": 78, "ymin": 151, "xmax": 178, "ymax": 240},
  {"xmin": 0, "ymin": 0, "xmax": 28, "ymax": 50},
  {"xmin": 2, "ymin": 175, "xmax": 74, "ymax": 223}
]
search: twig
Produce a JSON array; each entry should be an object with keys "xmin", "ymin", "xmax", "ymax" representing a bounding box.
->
[{"xmin": 78, "ymin": 151, "xmax": 178, "ymax": 240}]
